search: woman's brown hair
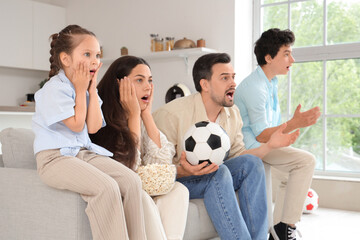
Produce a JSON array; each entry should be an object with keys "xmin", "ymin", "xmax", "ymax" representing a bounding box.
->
[{"xmin": 90, "ymin": 56, "xmax": 150, "ymax": 170}]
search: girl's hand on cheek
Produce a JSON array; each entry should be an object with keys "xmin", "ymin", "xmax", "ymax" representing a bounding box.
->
[
  {"xmin": 119, "ymin": 77, "xmax": 140, "ymax": 117},
  {"xmin": 73, "ymin": 62, "xmax": 90, "ymax": 93},
  {"xmin": 88, "ymin": 62, "xmax": 102, "ymax": 94}
]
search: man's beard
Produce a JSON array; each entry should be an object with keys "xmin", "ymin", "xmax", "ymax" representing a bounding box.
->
[{"xmin": 210, "ymin": 92, "xmax": 234, "ymax": 108}]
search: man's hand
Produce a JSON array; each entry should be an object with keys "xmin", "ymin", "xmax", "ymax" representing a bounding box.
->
[
  {"xmin": 255, "ymin": 104, "xmax": 320, "ymax": 143},
  {"xmin": 290, "ymin": 104, "xmax": 321, "ymax": 129},
  {"xmin": 267, "ymin": 123, "xmax": 300, "ymax": 149},
  {"xmin": 176, "ymin": 151, "xmax": 219, "ymax": 178}
]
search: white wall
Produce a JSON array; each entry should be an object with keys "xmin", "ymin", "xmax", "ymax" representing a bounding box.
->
[
  {"xmin": 67, "ymin": 0, "xmax": 236, "ymax": 60},
  {"xmin": 66, "ymin": 0, "xmax": 253, "ymax": 110}
]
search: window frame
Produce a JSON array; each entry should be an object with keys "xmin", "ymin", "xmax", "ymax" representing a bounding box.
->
[{"xmin": 253, "ymin": 0, "xmax": 360, "ymax": 178}]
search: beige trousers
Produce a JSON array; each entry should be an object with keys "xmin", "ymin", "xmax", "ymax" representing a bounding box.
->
[
  {"xmin": 262, "ymin": 146, "xmax": 316, "ymax": 225},
  {"xmin": 142, "ymin": 182, "xmax": 190, "ymax": 240},
  {"xmin": 36, "ymin": 149, "xmax": 147, "ymax": 240}
]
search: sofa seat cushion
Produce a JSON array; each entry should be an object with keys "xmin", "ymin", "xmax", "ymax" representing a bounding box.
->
[
  {"xmin": 184, "ymin": 199, "xmax": 218, "ymax": 240},
  {"xmin": 0, "ymin": 167, "xmax": 92, "ymax": 240},
  {"xmin": 0, "ymin": 128, "xmax": 36, "ymax": 169}
]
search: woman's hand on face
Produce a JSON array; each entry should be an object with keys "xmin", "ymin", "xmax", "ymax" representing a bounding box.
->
[
  {"xmin": 141, "ymin": 83, "xmax": 154, "ymax": 117},
  {"xmin": 72, "ymin": 62, "xmax": 91, "ymax": 93},
  {"xmin": 88, "ymin": 62, "xmax": 102, "ymax": 94},
  {"xmin": 119, "ymin": 77, "xmax": 141, "ymax": 117}
]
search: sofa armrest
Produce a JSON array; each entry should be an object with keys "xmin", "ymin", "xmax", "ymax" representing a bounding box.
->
[{"xmin": 0, "ymin": 167, "xmax": 92, "ymax": 240}]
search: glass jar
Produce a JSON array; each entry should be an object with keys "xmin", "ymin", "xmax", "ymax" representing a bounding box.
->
[
  {"xmin": 150, "ymin": 34, "xmax": 159, "ymax": 52},
  {"xmin": 165, "ymin": 37, "xmax": 175, "ymax": 51},
  {"xmin": 155, "ymin": 37, "xmax": 164, "ymax": 52}
]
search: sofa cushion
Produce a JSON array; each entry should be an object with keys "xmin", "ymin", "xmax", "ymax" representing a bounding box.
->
[
  {"xmin": 0, "ymin": 128, "xmax": 36, "ymax": 169},
  {"xmin": 184, "ymin": 199, "xmax": 218, "ymax": 240}
]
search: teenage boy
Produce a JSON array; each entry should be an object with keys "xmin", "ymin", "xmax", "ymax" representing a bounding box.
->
[
  {"xmin": 234, "ymin": 28, "xmax": 320, "ymax": 240},
  {"xmin": 153, "ymin": 53, "xmax": 300, "ymax": 240}
]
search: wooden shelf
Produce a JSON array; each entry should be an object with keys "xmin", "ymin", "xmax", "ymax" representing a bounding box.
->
[
  {"xmin": 143, "ymin": 47, "xmax": 217, "ymax": 60},
  {"xmin": 101, "ymin": 47, "xmax": 218, "ymax": 64},
  {"xmin": 0, "ymin": 106, "xmax": 35, "ymax": 115}
]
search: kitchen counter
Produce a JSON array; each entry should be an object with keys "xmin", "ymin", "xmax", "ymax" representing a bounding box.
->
[{"xmin": 0, "ymin": 106, "xmax": 35, "ymax": 115}]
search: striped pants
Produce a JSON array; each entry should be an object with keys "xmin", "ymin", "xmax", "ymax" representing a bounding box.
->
[{"xmin": 36, "ymin": 148, "xmax": 146, "ymax": 240}]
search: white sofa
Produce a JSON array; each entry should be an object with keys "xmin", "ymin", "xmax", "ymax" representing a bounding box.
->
[
  {"xmin": 0, "ymin": 128, "xmax": 219, "ymax": 240},
  {"xmin": 0, "ymin": 128, "xmax": 275, "ymax": 240}
]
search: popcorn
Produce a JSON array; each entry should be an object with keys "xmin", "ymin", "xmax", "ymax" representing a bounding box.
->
[{"xmin": 137, "ymin": 163, "xmax": 176, "ymax": 196}]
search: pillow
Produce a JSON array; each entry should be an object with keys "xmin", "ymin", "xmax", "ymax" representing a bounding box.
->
[{"xmin": 0, "ymin": 128, "xmax": 36, "ymax": 169}]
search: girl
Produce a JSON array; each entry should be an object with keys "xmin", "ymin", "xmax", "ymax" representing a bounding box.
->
[
  {"xmin": 90, "ymin": 56, "xmax": 189, "ymax": 240},
  {"xmin": 32, "ymin": 25, "xmax": 147, "ymax": 240}
]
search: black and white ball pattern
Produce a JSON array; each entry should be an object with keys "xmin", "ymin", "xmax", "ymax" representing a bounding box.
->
[{"xmin": 183, "ymin": 121, "xmax": 231, "ymax": 166}]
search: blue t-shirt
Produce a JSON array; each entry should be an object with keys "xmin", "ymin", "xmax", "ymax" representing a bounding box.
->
[
  {"xmin": 32, "ymin": 69, "xmax": 113, "ymax": 157},
  {"xmin": 234, "ymin": 66, "xmax": 281, "ymax": 149}
]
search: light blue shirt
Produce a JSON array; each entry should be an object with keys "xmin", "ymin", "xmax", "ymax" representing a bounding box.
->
[
  {"xmin": 32, "ymin": 69, "xmax": 113, "ymax": 157},
  {"xmin": 234, "ymin": 66, "xmax": 281, "ymax": 149}
]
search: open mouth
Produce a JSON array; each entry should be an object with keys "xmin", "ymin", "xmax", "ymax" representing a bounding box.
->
[
  {"xmin": 141, "ymin": 95, "xmax": 149, "ymax": 102},
  {"xmin": 226, "ymin": 90, "xmax": 234, "ymax": 100},
  {"xmin": 90, "ymin": 69, "xmax": 96, "ymax": 75}
]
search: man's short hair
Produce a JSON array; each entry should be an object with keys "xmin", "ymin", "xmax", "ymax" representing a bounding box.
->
[
  {"xmin": 254, "ymin": 28, "xmax": 295, "ymax": 66},
  {"xmin": 192, "ymin": 53, "xmax": 231, "ymax": 92}
]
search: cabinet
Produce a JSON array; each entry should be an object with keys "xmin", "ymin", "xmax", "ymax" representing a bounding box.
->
[
  {"xmin": 0, "ymin": 0, "xmax": 33, "ymax": 69},
  {"xmin": 33, "ymin": 2, "xmax": 66, "ymax": 70},
  {"xmin": 0, "ymin": 0, "xmax": 66, "ymax": 71}
]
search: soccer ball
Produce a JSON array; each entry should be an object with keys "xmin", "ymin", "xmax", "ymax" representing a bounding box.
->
[
  {"xmin": 183, "ymin": 121, "xmax": 231, "ymax": 166},
  {"xmin": 303, "ymin": 188, "xmax": 319, "ymax": 214}
]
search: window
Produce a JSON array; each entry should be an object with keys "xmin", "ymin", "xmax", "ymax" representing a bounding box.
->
[{"xmin": 254, "ymin": 0, "xmax": 360, "ymax": 176}]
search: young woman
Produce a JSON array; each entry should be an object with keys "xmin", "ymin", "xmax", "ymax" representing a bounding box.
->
[
  {"xmin": 32, "ymin": 25, "xmax": 147, "ymax": 240},
  {"xmin": 90, "ymin": 55, "xmax": 189, "ymax": 240}
]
